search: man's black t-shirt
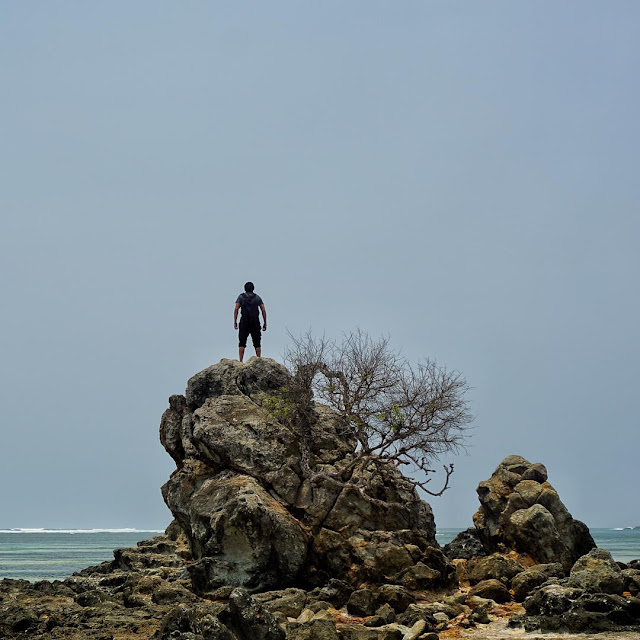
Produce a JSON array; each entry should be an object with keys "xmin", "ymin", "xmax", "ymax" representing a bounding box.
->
[{"xmin": 236, "ymin": 292, "xmax": 263, "ymax": 321}]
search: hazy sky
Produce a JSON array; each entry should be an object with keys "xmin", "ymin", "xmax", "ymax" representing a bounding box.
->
[{"xmin": 1, "ymin": 2, "xmax": 638, "ymax": 530}]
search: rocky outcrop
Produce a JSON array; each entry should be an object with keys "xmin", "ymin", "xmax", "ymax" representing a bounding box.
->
[
  {"xmin": 521, "ymin": 583, "xmax": 640, "ymax": 632},
  {"xmin": 472, "ymin": 455, "xmax": 595, "ymax": 570},
  {"xmin": 160, "ymin": 358, "xmax": 450, "ymax": 595},
  {"xmin": 5, "ymin": 368, "xmax": 640, "ymax": 640}
]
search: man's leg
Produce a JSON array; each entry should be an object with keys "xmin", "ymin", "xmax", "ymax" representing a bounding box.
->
[
  {"xmin": 238, "ymin": 322, "xmax": 249, "ymax": 363},
  {"xmin": 251, "ymin": 322, "xmax": 262, "ymax": 359}
]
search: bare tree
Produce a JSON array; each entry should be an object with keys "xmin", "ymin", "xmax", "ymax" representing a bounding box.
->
[{"xmin": 277, "ymin": 329, "xmax": 473, "ymax": 498}]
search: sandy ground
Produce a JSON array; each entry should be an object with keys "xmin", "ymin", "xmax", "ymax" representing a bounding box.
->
[
  {"xmin": 437, "ymin": 602, "xmax": 640, "ymax": 640},
  {"xmin": 440, "ymin": 619, "xmax": 640, "ymax": 640}
]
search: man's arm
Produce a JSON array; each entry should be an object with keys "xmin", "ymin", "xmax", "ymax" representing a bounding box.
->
[
  {"xmin": 260, "ymin": 304, "xmax": 267, "ymax": 331},
  {"xmin": 234, "ymin": 303, "xmax": 241, "ymax": 329}
]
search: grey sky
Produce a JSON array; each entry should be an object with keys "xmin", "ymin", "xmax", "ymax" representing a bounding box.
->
[{"xmin": 1, "ymin": 2, "xmax": 638, "ymax": 530}]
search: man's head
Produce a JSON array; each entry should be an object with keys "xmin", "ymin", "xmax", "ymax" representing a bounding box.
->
[{"xmin": 244, "ymin": 282, "xmax": 255, "ymax": 293}]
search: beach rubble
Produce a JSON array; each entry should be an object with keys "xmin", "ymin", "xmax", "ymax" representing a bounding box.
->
[{"xmin": 2, "ymin": 358, "xmax": 639, "ymax": 639}]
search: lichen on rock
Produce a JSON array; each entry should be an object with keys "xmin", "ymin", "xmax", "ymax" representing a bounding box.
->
[
  {"xmin": 160, "ymin": 357, "xmax": 449, "ymax": 595},
  {"xmin": 471, "ymin": 454, "xmax": 596, "ymax": 570}
]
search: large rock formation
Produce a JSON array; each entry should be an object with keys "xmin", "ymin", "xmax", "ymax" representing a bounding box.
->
[
  {"xmin": 3, "ymin": 428, "xmax": 640, "ymax": 638},
  {"xmin": 160, "ymin": 358, "xmax": 453, "ymax": 594},
  {"xmin": 471, "ymin": 455, "xmax": 595, "ymax": 570}
]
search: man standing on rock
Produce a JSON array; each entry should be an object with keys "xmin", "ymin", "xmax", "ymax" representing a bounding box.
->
[{"xmin": 234, "ymin": 282, "xmax": 267, "ymax": 363}]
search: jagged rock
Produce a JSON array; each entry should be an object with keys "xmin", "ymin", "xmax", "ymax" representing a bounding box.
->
[
  {"xmin": 375, "ymin": 584, "xmax": 415, "ymax": 613},
  {"xmin": 467, "ymin": 553, "xmax": 524, "ymax": 586},
  {"xmin": 395, "ymin": 601, "xmax": 456, "ymax": 626},
  {"xmin": 160, "ymin": 358, "xmax": 450, "ymax": 594},
  {"xmin": 159, "ymin": 358, "xmax": 452, "ymax": 595},
  {"xmin": 623, "ymin": 569, "xmax": 640, "ymax": 595},
  {"xmin": 191, "ymin": 394, "xmax": 304, "ymax": 504},
  {"xmin": 186, "ymin": 358, "xmax": 290, "ymax": 410},
  {"xmin": 347, "ymin": 588, "xmax": 377, "ymax": 616},
  {"xmin": 403, "ymin": 619, "xmax": 428, "ymax": 640},
  {"xmin": 74, "ymin": 588, "xmax": 117, "ymax": 607},
  {"xmin": 165, "ymin": 470, "xmax": 308, "ymax": 592},
  {"xmin": 236, "ymin": 357, "xmax": 292, "ymax": 399},
  {"xmin": 222, "ymin": 588, "xmax": 285, "ymax": 640},
  {"xmin": 288, "ymin": 615, "xmax": 340, "ymax": 640},
  {"xmin": 159, "ymin": 394, "xmax": 189, "ymax": 465},
  {"xmin": 322, "ymin": 465, "xmax": 435, "ymax": 538},
  {"xmin": 568, "ymin": 548, "xmax": 626, "ymax": 594},
  {"xmin": 151, "ymin": 583, "xmax": 199, "ymax": 605},
  {"xmin": 254, "ymin": 588, "xmax": 308, "ymax": 618},
  {"xmin": 522, "ymin": 583, "xmax": 583, "ymax": 617},
  {"xmin": 465, "ymin": 595, "xmax": 493, "ymax": 624},
  {"xmin": 472, "ymin": 455, "xmax": 595, "ymax": 569},
  {"xmin": 336, "ymin": 626, "xmax": 404, "ymax": 640},
  {"xmin": 511, "ymin": 562, "xmax": 564, "ymax": 601},
  {"xmin": 443, "ymin": 527, "xmax": 486, "ymax": 560},
  {"xmin": 311, "ymin": 579, "xmax": 353, "ymax": 608},
  {"xmin": 154, "ymin": 603, "xmax": 233, "ymax": 640},
  {"xmin": 364, "ymin": 615, "xmax": 387, "ymax": 627},
  {"xmin": 433, "ymin": 611, "xmax": 450, "ymax": 626},
  {"xmin": 341, "ymin": 530, "xmax": 451, "ymax": 588},
  {"xmin": 186, "ymin": 359, "xmax": 244, "ymax": 408},
  {"xmin": 467, "ymin": 578, "xmax": 510, "ymax": 603},
  {"xmin": 374, "ymin": 603, "xmax": 396, "ymax": 624},
  {"xmin": 522, "ymin": 583, "xmax": 640, "ymax": 632}
]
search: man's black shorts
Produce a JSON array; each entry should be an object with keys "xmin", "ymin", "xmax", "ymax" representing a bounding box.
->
[{"xmin": 238, "ymin": 317, "xmax": 261, "ymax": 348}]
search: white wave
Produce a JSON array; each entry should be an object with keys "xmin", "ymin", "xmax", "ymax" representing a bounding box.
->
[
  {"xmin": 0, "ymin": 528, "xmax": 164, "ymax": 534},
  {"xmin": 610, "ymin": 527, "xmax": 635, "ymax": 531}
]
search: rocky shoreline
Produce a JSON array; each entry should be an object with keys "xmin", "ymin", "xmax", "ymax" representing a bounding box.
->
[{"xmin": 2, "ymin": 358, "xmax": 639, "ymax": 639}]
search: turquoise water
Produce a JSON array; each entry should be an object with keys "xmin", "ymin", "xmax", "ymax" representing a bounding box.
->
[
  {"xmin": 0, "ymin": 527, "xmax": 638, "ymax": 582},
  {"xmin": 0, "ymin": 529, "xmax": 163, "ymax": 581}
]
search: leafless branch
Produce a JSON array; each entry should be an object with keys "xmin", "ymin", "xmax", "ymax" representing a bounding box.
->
[{"xmin": 280, "ymin": 329, "xmax": 473, "ymax": 500}]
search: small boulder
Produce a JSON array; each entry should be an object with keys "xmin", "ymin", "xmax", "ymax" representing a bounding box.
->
[
  {"xmin": 313, "ymin": 579, "xmax": 353, "ymax": 608},
  {"xmin": 224, "ymin": 588, "xmax": 286, "ymax": 640},
  {"xmin": 443, "ymin": 527, "xmax": 487, "ymax": 560},
  {"xmin": 404, "ymin": 619, "xmax": 428, "ymax": 640},
  {"xmin": 523, "ymin": 584, "xmax": 640, "ymax": 632},
  {"xmin": 151, "ymin": 583, "xmax": 198, "ymax": 605},
  {"xmin": 511, "ymin": 562, "xmax": 564, "ymax": 601},
  {"xmin": 154, "ymin": 603, "xmax": 234, "ymax": 640},
  {"xmin": 467, "ymin": 553, "xmax": 524, "ymax": 586},
  {"xmin": 287, "ymin": 616, "xmax": 339, "ymax": 640},
  {"xmin": 376, "ymin": 584, "xmax": 416, "ymax": 613},
  {"xmin": 523, "ymin": 583, "xmax": 585, "ymax": 617},
  {"xmin": 394, "ymin": 603, "xmax": 436, "ymax": 627},
  {"xmin": 374, "ymin": 602, "xmax": 396, "ymax": 623},
  {"xmin": 347, "ymin": 588, "xmax": 377, "ymax": 617},
  {"xmin": 568, "ymin": 548, "xmax": 625, "ymax": 594},
  {"xmin": 254, "ymin": 588, "xmax": 308, "ymax": 618},
  {"xmin": 467, "ymin": 579, "xmax": 511, "ymax": 603},
  {"xmin": 623, "ymin": 568, "xmax": 640, "ymax": 596}
]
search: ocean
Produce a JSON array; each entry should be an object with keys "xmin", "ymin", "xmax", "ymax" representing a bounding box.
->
[
  {"xmin": 0, "ymin": 527, "xmax": 638, "ymax": 582},
  {"xmin": 0, "ymin": 529, "xmax": 164, "ymax": 582}
]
